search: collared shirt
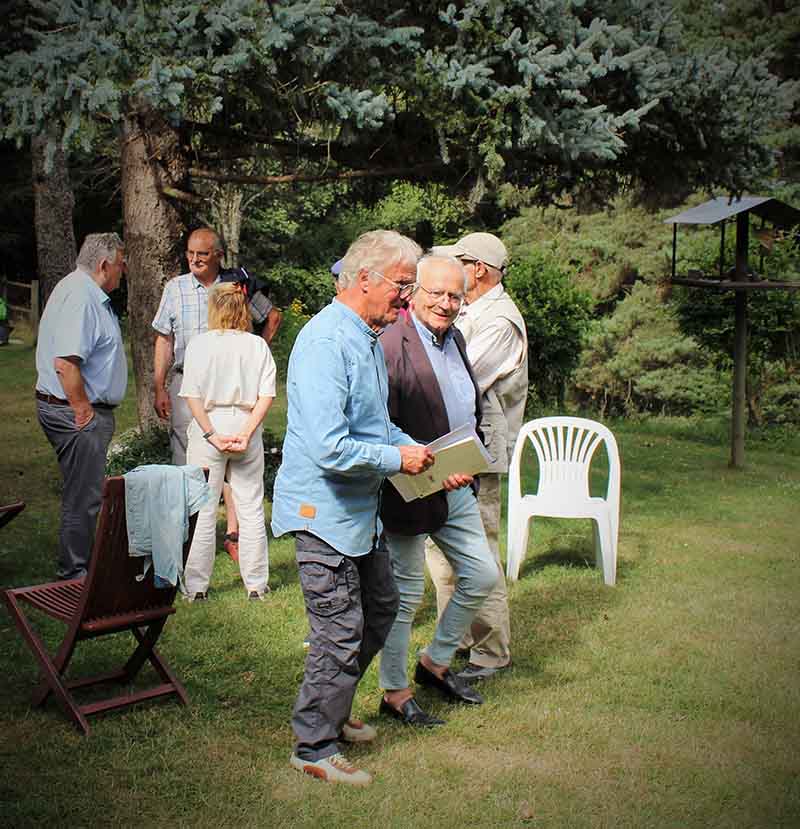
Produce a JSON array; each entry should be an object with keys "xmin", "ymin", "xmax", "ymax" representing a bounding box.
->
[
  {"xmin": 151, "ymin": 272, "xmax": 272, "ymax": 369},
  {"xmin": 35, "ymin": 267, "xmax": 128, "ymax": 404},
  {"xmin": 411, "ymin": 312, "xmax": 476, "ymax": 432},
  {"xmin": 457, "ymin": 282, "xmax": 526, "ymax": 395},
  {"xmin": 271, "ymin": 300, "xmax": 414, "ymax": 556},
  {"xmin": 125, "ymin": 464, "xmax": 210, "ymax": 588}
]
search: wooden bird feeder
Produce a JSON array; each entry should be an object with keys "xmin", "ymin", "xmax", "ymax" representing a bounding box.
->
[{"xmin": 665, "ymin": 195, "xmax": 800, "ymax": 468}]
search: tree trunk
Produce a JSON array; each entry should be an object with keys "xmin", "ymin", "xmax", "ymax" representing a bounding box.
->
[
  {"xmin": 120, "ymin": 110, "xmax": 188, "ymax": 430},
  {"xmin": 210, "ymin": 182, "xmax": 244, "ymax": 268},
  {"xmin": 32, "ymin": 134, "xmax": 77, "ymax": 306}
]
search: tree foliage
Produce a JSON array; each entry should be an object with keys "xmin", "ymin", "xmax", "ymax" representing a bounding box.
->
[
  {"xmin": 2, "ymin": 0, "xmax": 796, "ymax": 204},
  {"xmin": 504, "ymin": 249, "xmax": 593, "ymax": 407}
]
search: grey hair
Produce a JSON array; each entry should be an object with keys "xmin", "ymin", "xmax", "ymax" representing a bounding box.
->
[
  {"xmin": 76, "ymin": 233, "xmax": 124, "ymax": 273},
  {"xmin": 416, "ymin": 254, "xmax": 468, "ymax": 292},
  {"xmin": 338, "ymin": 230, "xmax": 422, "ymax": 289},
  {"xmin": 189, "ymin": 226, "xmax": 224, "ymax": 251}
]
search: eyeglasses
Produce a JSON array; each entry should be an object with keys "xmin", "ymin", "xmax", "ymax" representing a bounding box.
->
[
  {"xmin": 187, "ymin": 250, "xmax": 213, "ymax": 261},
  {"xmin": 370, "ymin": 271, "xmax": 418, "ymax": 300},
  {"xmin": 416, "ymin": 283, "xmax": 465, "ymax": 307}
]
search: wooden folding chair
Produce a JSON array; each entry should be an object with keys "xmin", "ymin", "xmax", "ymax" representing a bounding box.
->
[
  {"xmin": 2, "ymin": 477, "xmax": 197, "ymax": 735},
  {"xmin": 0, "ymin": 499, "xmax": 25, "ymax": 531}
]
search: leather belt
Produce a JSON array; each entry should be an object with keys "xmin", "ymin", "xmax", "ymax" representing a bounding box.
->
[{"xmin": 35, "ymin": 391, "xmax": 117, "ymax": 410}]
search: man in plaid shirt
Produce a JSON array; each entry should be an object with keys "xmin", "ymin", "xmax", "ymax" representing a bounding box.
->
[{"xmin": 152, "ymin": 226, "xmax": 281, "ymax": 562}]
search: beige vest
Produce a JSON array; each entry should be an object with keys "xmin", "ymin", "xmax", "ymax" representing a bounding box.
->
[{"xmin": 460, "ymin": 287, "xmax": 528, "ymax": 473}]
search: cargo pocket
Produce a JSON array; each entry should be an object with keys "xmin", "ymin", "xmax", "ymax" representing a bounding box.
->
[{"xmin": 297, "ymin": 550, "xmax": 351, "ymax": 618}]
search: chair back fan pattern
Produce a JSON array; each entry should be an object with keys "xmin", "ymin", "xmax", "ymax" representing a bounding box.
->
[{"xmin": 507, "ymin": 417, "xmax": 620, "ymax": 586}]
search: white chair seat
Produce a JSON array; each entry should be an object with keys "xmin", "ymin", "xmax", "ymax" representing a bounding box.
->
[{"xmin": 506, "ymin": 417, "xmax": 620, "ymax": 586}]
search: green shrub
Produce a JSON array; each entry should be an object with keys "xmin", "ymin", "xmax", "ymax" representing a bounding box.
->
[
  {"xmin": 370, "ymin": 181, "xmax": 467, "ymax": 240},
  {"xmin": 504, "ymin": 250, "xmax": 593, "ymax": 407},
  {"xmin": 106, "ymin": 426, "xmax": 172, "ymax": 476},
  {"xmin": 572, "ymin": 283, "xmax": 730, "ymax": 415},
  {"xmin": 673, "ymin": 225, "xmax": 800, "ymax": 364},
  {"xmin": 106, "ymin": 425, "xmax": 284, "ymax": 499},
  {"xmin": 750, "ymin": 360, "xmax": 800, "ymax": 426},
  {"xmin": 268, "ymin": 299, "xmax": 311, "ymax": 377},
  {"xmin": 258, "ymin": 263, "xmax": 334, "ymax": 317}
]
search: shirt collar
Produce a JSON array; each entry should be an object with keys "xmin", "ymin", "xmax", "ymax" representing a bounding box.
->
[
  {"xmin": 77, "ymin": 266, "xmax": 111, "ymax": 305},
  {"xmin": 333, "ymin": 297, "xmax": 380, "ymax": 341},
  {"xmin": 463, "ymin": 281, "xmax": 504, "ymax": 316},
  {"xmin": 190, "ymin": 272, "xmax": 221, "ymax": 290},
  {"xmin": 411, "ymin": 310, "xmax": 452, "ymax": 349}
]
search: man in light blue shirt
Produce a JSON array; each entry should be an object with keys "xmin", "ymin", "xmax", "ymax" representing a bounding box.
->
[
  {"xmin": 35, "ymin": 233, "xmax": 128, "ymax": 579},
  {"xmin": 272, "ymin": 230, "xmax": 434, "ymax": 787}
]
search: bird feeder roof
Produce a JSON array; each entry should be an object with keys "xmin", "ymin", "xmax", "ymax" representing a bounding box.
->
[{"xmin": 664, "ymin": 196, "xmax": 800, "ymax": 228}]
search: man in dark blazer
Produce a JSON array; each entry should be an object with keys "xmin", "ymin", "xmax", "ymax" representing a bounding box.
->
[{"xmin": 378, "ymin": 255, "xmax": 499, "ymax": 726}]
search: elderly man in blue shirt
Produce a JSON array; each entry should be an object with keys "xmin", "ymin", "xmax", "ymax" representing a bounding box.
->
[
  {"xmin": 272, "ymin": 230, "xmax": 435, "ymax": 787},
  {"xmin": 35, "ymin": 232, "xmax": 128, "ymax": 580}
]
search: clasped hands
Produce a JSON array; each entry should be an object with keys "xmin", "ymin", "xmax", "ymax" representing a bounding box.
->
[
  {"xmin": 207, "ymin": 432, "xmax": 251, "ymax": 453},
  {"xmin": 398, "ymin": 445, "xmax": 473, "ymax": 491}
]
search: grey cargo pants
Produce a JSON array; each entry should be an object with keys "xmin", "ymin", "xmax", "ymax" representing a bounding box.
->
[{"xmin": 292, "ymin": 531, "xmax": 399, "ymax": 761}]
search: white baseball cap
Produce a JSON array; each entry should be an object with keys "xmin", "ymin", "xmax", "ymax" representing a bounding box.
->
[{"xmin": 433, "ymin": 232, "xmax": 508, "ymax": 272}]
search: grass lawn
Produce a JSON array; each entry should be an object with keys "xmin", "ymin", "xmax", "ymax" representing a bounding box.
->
[{"xmin": 1, "ymin": 334, "xmax": 799, "ymax": 828}]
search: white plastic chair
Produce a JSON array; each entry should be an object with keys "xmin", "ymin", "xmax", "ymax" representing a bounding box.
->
[{"xmin": 506, "ymin": 417, "xmax": 620, "ymax": 586}]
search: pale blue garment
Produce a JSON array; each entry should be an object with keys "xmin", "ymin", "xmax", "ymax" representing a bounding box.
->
[
  {"xmin": 411, "ymin": 312, "xmax": 476, "ymax": 432},
  {"xmin": 35, "ymin": 267, "xmax": 128, "ymax": 405},
  {"xmin": 271, "ymin": 300, "xmax": 414, "ymax": 556},
  {"xmin": 124, "ymin": 464, "xmax": 209, "ymax": 588}
]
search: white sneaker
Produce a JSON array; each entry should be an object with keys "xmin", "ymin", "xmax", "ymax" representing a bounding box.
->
[
  {"xmin": 289, "ymin": 752, "xmax": 372, "ymax": 786},
  {"xmin": 341, "ymin": 718, "xmax": 377, "ymax": 743}
]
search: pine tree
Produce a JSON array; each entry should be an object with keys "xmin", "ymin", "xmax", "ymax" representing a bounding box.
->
[{"xmin": 1, "ymin": 0, "xmax": 796, "ymax": 421}]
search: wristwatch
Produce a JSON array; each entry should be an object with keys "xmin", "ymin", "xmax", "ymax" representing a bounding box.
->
[{"xmin": 203, "ymin": 429, "xmax": 215, "ymax": 441}]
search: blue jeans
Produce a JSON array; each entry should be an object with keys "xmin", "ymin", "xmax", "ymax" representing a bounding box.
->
[{"xmin": 379, "ymin": 486, "xmax": 497, "ymax": 690}]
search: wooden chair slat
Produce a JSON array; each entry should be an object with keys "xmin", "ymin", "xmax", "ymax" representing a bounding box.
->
[{"xmin": 1, "ymin": 474, "xmax": 201, "ymax": 735}]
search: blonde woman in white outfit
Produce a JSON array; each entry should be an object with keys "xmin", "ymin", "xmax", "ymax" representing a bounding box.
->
[{"xmin": 179, "ymin": 282, "xmax": 277, "ymax": 601}]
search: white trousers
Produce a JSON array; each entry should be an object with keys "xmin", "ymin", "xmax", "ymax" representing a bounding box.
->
[
  {"xmin": 184, "ymin": 406, "xmax": 268, "ymax": 595},
  {"xmin": 168, "ymin": 373, "xmax": 193, "ymax": 466}
]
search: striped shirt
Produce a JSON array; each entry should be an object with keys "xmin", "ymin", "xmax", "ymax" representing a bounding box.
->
[{"xmin": 151, "ymin": 272, "xmax": 272, "ymax": 369}]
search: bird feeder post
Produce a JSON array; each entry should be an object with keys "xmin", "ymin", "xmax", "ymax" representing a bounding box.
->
[{"xmin": 730, "ymin": 212, "xmax": 749, "ymax": 468}]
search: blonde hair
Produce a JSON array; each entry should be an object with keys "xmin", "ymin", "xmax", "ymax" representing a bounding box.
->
[{"xmin": 208, "ymin": 283, "xmax": 250, "ymax": 331}]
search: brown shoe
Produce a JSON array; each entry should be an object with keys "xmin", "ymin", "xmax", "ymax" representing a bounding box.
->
[{"xmin": 223, "ymin": 532, "xmax": 239, "ymax": 563}]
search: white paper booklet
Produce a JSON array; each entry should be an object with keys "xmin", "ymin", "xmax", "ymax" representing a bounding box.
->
[{"xmin": 389, "ymin": 424, "xmax": 491, "ymax": 503}]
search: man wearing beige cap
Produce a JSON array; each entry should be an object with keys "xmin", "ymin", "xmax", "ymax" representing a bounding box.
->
[{"xmin": 427, "ymin": 232, "xmax": 528, "ymax": 682}]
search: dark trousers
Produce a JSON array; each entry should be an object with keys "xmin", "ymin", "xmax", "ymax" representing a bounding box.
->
[
  {"xmin": 292, "ymin": 531, "xmax": 399, "ymax": 761},
  {"xmin": 36, "ymin": 401, "xmax": 115, "ymax": 580}
]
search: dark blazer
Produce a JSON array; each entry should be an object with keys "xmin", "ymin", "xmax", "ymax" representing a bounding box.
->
[{"xmin": 380, "ymin": 313, "xmax": 483, "ymax": 537}]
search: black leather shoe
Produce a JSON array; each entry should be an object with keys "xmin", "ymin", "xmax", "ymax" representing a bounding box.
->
[
  {"xmin": 456, "ymin": 661, "xmax": 512, "ymax": 685},
  {"xmin": 414, "ymin": 661, "xmax": 484, "ymax": 705},
  {"xmin": 379, "ymin": 697, "xmax": 445, "ymax": 727}
]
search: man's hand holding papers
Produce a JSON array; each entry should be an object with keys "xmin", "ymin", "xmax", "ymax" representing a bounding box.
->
[{"xmin": 389, "ymin": 424, "xmax": 491, "ymax": 502}]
